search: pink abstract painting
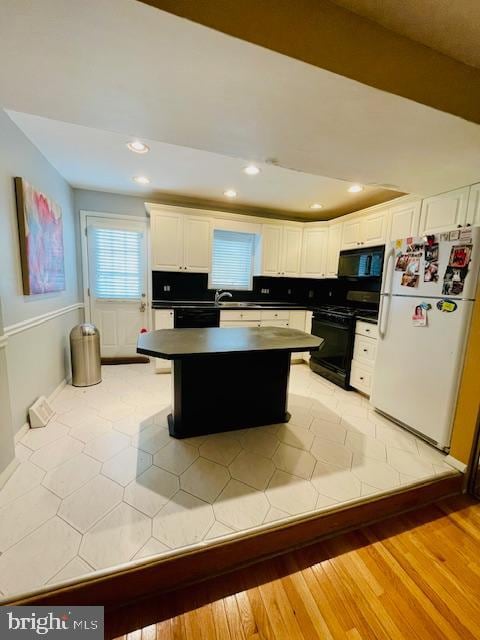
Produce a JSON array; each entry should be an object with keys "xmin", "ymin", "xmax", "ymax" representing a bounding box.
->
[{"xmin": 15, "ymin": 178, "xmax": 65, "ymax": 295}]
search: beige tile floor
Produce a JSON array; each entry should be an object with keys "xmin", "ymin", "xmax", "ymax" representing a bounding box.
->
[{"xmin": 0, "ymin": 362, "xmax": 455, "ymax": 599}]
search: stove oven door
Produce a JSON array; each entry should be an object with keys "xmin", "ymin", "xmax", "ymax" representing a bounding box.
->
[{"xmin": 310, "ymin": 317, "xmax": 353, "ymax": 374}]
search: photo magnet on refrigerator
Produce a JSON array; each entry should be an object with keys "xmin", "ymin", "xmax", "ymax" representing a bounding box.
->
[{"xmin": 412, "ymin": 305, "xmax": 427, "ymax": 327}]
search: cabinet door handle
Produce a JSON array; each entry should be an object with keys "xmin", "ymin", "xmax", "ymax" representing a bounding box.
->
[
  {"xmin": 359, "ymin": 376, "xmax": 364, "ymax": 380},
  {"xmin": 363, "ymin": 348, "xmax": 368, "ymax": 352}
]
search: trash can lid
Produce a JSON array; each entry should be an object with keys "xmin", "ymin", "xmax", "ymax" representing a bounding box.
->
[{"xmin": 70, "ymin": 323, "xmax": 99, "ymax": 339}]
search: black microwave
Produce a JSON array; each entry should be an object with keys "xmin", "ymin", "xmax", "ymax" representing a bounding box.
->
[{"xmin": 337, "ymin": 245, "xmax": 385, "ymax": 278}]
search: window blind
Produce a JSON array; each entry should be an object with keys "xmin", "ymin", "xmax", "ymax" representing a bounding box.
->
[
  {"xmin": 91, "ymin": 227, "xmax": 143, "ymax": 299},
  {"xmin": 210, "ymin": 229, "xmax": 255, "ymax": 290}
]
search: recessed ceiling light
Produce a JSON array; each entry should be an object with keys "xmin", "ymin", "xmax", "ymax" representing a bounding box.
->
[
  {"xmin": 310, "ymin": 203, "xmax": 323, "ymax": 210},
  {"xmin": 127, "ymin": 140, "xmax": 150, "ymax": 154},
  {"xmin": 243, "ymin": 165, "xmax": 260, "ymax": 176},
  {"xmin": 348, "ymin": 184, "xmax": 364, "ymax": 193},
  {"xmin": 133, "ymin": 176, "xmax": 150, "ymax": 185},
  {"xmin": 224, "ymin": 189, "xmax": 237, "ymax": 198}
]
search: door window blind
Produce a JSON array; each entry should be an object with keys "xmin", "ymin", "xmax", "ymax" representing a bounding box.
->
[
  {"xmin": 210, "ymin": 229, "xmax": 255, "ymax": 290},
  {"xmin": 91, "ymin": 227, "xmax": 143, "ymax": 299}
]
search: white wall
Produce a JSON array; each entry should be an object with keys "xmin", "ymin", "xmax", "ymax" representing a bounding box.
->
[{"xmin": 0, "ymin": 110, "xmax": 82, "ymax": 434}]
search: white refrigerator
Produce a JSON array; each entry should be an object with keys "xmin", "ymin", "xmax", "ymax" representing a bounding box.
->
[{"xmin": 371, "ymin": 226, "xmax": 480, "ymax": 450}]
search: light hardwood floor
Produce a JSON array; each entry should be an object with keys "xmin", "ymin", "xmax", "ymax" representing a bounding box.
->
[{"xmin": 110, "ymin": 495, "xmax": 480, "ymax": 639}]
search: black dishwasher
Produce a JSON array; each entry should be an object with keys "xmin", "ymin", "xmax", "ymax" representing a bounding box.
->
[{"xmin": 174, "ymin": 308, "xmax": 220, "ymax": 328}]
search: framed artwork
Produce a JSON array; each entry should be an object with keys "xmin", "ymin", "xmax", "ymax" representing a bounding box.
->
[{"xmin": 14, "ymin": 177, "xmax": 65, "ymax": 295}]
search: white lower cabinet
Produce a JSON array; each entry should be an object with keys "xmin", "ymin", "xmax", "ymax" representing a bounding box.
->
[
  {"xmin": 350, "ymin": 361, "xmax": 374, "ymax": 395},
  {"xmin": 350, "ymin": 320, "xmax": 377, "ymax": 395},
  {"xmin": 219, "ymin": 310, "xmax": 261, "ymax": 326},
  {"xmin": 220, "ymin": 309, "xmax": 309, "ymax": 362},
  {"xmin": 154, "ymin": 309, "xmax": 174, "ymax": 372}
]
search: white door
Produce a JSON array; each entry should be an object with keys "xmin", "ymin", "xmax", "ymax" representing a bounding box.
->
[{"xmin": 87, "ymin": 217, "xmax": 148, "ymax": 358}]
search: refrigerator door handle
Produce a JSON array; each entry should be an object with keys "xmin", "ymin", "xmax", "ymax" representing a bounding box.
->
[
  {"xmin": 379, "ymin": 246, "xmax": 395, "ymax": 339},
  {"xmin": 382, "ymin": 245, "xmax": 396, "ymax": 296}
]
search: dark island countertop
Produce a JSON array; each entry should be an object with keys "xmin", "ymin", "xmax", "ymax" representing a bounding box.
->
[{"xmin": 137, "ymin": 326, "xmax": 322, "ymax": 360}]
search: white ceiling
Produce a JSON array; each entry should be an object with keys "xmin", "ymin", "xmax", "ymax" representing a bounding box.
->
[
  {"xmin": 331, "ymin": 0, "xmax": 480, "ymax": 69},
  {"xmin": 7, "ymin": 111, "xmax": 400, "ymax": 218},
  {"xmin": 1, "ymin": 0, "xmax": 480, "ymax": 208}
]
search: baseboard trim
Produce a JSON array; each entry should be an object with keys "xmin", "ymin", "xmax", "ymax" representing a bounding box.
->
[
  {"xmin": 444, "ymin": 454, "xmax": 468, "ymax": 473},
  {"xmin": 5, "ymin": 473, "xmax": 462, "ymax": 607},
  {"xmin": 0, "ymin": 457, "xmax": 20, "ymax": 490},
  {"xmin": 4, "ymin": 303, "xmax": 84, "ymax": 337}
]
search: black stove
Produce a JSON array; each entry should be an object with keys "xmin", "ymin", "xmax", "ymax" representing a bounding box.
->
[
  {"xmin": 309, "ymin": 293, "xmax": 379, "ymax": 389},
  {"xmin": 312, "ymin": 305, "xmax": 356, "ymax": 316}
]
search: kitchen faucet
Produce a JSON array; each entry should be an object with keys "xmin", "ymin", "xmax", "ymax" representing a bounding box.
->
[{"xmin": 215, "ymin": 289, "xmax": 233, "ymax": 304}]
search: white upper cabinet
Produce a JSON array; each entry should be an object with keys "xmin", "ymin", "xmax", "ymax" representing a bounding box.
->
[
  {"xmin": 183, "ymin": 216, "xmax": 211, "ymax": 272},
  {"xmin": 282, "ymin": 227, "xmax": 303, "ymax": 276},
  {"xmin": 262, "ymin": 224, "xmax": 302, "ymax": 277},
  {"xmin": 419, "ymin": 187, "xmax": 470, "ymax": 234},
  {"xmin": 342, "ymin": 208, "xmax": 389, "ymax": 249},
  {"xmin": 325, "ymin": 222, "xmax": 343, "ymax": 277},
  {"xmin": 151, "ymin": 211, "xmax": 211, "ymax": 272},
  {"xmin": 151, "ymin": 211, "xmax": 183, "ymax": 271},
  {"xmin": 362, "ymin": 209, "xmax": 389, "ymax": 246},
  {"xmin": 261, "ymin": 224, "xmax": 283, "ymax": 275},
  {"xmin": 341, "ymin": 218, "xmax": 363, "ymax": 250},
  {"xmin": 301, "ymin": 226, "xmax": 327, "ymax": 278},
  {"xmin": 388, "ymin": 200, "xmax": 421, "ymax": 241},
  {"xmin": 467, "ymin": 183, "xmax": 480, "ymax": 226}
]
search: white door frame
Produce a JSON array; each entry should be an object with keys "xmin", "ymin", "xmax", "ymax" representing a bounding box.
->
[{"xmin": 80, "ymin": 211, "xmax": 151, "ymax": 325}]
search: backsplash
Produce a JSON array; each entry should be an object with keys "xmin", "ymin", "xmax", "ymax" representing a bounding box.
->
[{"xmin": 152, "ymin": 271, "xmax": 381, "ymax": 308}]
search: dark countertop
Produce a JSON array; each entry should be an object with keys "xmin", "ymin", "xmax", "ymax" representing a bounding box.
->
[
  {"xmin": 152, "ymin": 300, "xmax": 309, "ymax": 311},
  {"xmin": 137, "ymin": 327, "xmax": 322, "ymax": 359},
  {"xmin": 356, "ymin": 314, "xmax": 379, "ymax": 325}
]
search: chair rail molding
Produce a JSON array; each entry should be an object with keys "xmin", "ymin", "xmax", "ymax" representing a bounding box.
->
[{"xmin": 4, "ymin": 303, "xmax": 85, "ymax": 337}]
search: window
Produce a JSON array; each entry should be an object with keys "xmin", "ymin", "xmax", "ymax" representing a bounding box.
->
[
  {"xmin": 91, "ymin": 226, "xmax": 144, "ymax": 299},
  {"xmin": 210, "ymin": 229, "xmax": 256, "ymax": 290}
]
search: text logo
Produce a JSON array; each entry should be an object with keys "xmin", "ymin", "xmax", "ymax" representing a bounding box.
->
[{"xmin": 0, "ymin": 607, "xmax": 104, "ymax": 639}]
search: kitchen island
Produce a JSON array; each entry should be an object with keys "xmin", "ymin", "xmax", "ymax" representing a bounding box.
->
[{"xmin": 137, "ymin": 326, "xmax": 322, "ymax": 438}]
